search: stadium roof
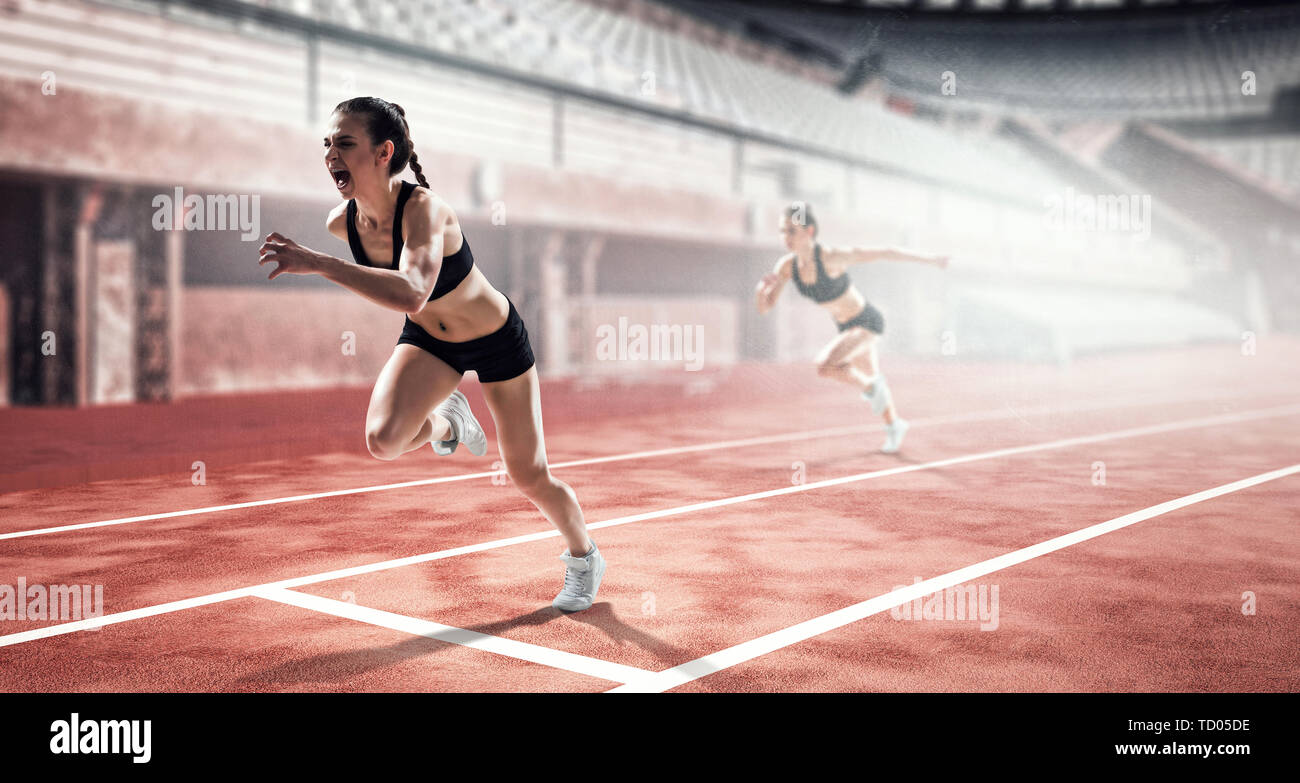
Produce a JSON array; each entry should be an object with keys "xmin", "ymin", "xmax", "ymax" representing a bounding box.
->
[{"xmin": 655, "ymin": 0, "xmax": 1300, "ymax": 127}]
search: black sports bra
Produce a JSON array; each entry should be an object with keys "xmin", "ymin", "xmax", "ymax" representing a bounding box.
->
[
  {"xmin": 791, "ymin": 244, "xmax": 850, "ymax": 303},
  {"xmin": 345, "ymin": 180, "xmax": 473, "ymax": 301}
]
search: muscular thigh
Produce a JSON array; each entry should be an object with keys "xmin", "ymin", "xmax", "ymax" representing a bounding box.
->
[
  {"xmin": 479, "ymin": 366, "xmax": 547, "ymax": 474},
  {"xmin": 368, "ymin": 344, "xmax": 464, "ymax": 433},
  {"xmin": 816, "ymin": 327, "xmax": 876, "ymax": 367}
]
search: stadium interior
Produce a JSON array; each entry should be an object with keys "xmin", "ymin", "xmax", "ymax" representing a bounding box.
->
[{"xmin": 0, "ymin": 0, "xmax": 1296, "ymax": 404}]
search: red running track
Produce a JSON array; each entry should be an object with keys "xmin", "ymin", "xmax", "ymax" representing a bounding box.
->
[{"xmin": 1, "ymin": 341, "xmax": 1298, "ymax": 691}]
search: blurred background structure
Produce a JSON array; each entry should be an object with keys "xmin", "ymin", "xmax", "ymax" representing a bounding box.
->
[{"xmin": 0, "ymin": 0, "xmax": 1297, "ymax": 406}]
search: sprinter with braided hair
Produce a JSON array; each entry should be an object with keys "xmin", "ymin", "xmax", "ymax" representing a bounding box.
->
[{"xmin": 258, "ymin": 97, "xmax": 605, "ymax": 612}]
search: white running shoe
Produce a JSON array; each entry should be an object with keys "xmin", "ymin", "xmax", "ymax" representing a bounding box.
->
[
  {"xmin": 430, "ymin": 390, "xmax": 487, "ymax": 457},
  {"xmin": 881, "ymin": 418, "xmax": 909, "ymax": 454},
  {"xmin": 553, "ymin": 542, "xmax": 606, "ymax": 612},
  {"xmin": 861, "ymin": 375, "xmax": 892, "ymax": 416}
]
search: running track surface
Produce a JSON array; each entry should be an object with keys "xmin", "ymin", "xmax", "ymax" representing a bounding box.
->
[{"xmin": 1, "ymin": 341, "xmax": 1298, "ymax": 692}]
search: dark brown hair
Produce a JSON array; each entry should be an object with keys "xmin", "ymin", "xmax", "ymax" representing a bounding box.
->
[{"xmin": 333, "ymin": 97, "xmax": 429, "ymax": 188}]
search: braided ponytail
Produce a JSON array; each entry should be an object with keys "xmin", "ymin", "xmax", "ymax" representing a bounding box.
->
[
  {"xmin": 407, "ymin": 150, "xmax": 430, "ymax": 189},
  {"xmin": 388, "ymin": 101, "xmax": 430, "ymax": 188},
  {"xmin": 333, "ymin": 97, "xmax": 430, "ymax": 187}
]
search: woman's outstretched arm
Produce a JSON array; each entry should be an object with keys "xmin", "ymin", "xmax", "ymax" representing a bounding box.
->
[{"xmin": 831, "ymin": 245, "xmax": 949, "ymax": 269}]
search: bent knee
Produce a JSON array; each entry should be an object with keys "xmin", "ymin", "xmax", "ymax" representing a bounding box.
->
[
  {"xmin": 507, "ymin": 463, "xmax": 554, "ymax": 496},
  {"xmin": 816, "ymin": 361, "xmax": 846, "ymax": 378},
  {"xmin": 366, "ymin": 420, "xmax": 408, "ymax": 461}
]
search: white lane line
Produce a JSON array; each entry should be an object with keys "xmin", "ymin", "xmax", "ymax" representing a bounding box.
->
[
  {"xmin": 608, "ymin": 464, "xmax": 1300, "ymax": 693},
  {"xmin": 2, "ymin": 403, "xmax": 1296, "ymax": 649},
  {"xmin": 251, "ymin": 586, "xmax": 650, "ymax": 685},
  {"xmin": 0, "ymin": 587, "xmax": 260, "ymax": 647},
  {"xmin": 220, "ymin": 403, "xmax": 1300, "ymax": 594},
  {"xmin": 0, "ymin": 388, "xmax": 1246, "ymax": 541}
]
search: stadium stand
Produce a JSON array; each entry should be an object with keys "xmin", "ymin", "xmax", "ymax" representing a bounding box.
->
[{"xmin": 0, "ymin": 0, "xmax": 1285, "ymax": 402}]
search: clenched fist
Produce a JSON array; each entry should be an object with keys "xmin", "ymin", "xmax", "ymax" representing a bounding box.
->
[{"xmin": 258, "ymin": 232, "xmax": 321, "ymax": 280}]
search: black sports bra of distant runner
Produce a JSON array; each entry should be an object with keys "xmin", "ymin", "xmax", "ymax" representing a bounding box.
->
[
  {"xmin": 345, "ymin": 180, "xmax": 473, "ymax": 301},
  {"xmin": 791, "ymin": 243, "xmax": 850, "ymax": 303}
]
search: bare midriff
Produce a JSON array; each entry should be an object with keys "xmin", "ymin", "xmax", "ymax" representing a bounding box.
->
[
  {"xmin": 408, "ymin": 265, "xmax": 510, "ymax": 342},
  {"xmin": 793, "ymin": 255, "xmax": 868, "ymax": 324},
  {"xmin": 351, "ymin": 215, "xmax": 510, "ymax": 342}
]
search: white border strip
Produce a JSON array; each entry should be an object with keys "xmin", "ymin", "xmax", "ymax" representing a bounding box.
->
[
  {"xmin": 608, "ymin": 463, "xmax": 1300, "ymax": 693},
  {"xmin": 0, "ymin": 389, "xmax": 1246, "ymax": 541},
  {"xmin": 251, "ymin": 586, "xmax": 650, "ymax": 685},
  {"xmin": 1, "ymin": 403, "xmax": 1296, "ymax": 649}
]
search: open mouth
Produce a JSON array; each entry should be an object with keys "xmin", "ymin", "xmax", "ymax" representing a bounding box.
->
[{"xmin": 330, "ymin": 169, "xmax": 351, "ymax": 190}]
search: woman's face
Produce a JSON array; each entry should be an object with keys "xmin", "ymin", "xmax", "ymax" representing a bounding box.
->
[
  {"xmin": 779, "ymin": 215, "xmax": 814, "ymax": 252},
  {"xmin": 323, "ymin": 111, "xmax": 391, "ymax": 198}
]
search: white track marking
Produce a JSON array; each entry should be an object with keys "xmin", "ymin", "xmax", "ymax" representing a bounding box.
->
[
  {"xmin": 251, "ymin": 587, "xmax": 650, "ymax": 684},
  {"xmin": 0, "ymin": 587, "xmax": 260, "ymax": 646},
  {"xmin": 0, "ymin": 389, "xmax": 1255, "ymax": 540},
  {"xmin": 607, "ymin": 463, "xmax": 1300, "ymax": 693},
  {"xmin": 2, "ymin": 403, "xmax": 1297, "ymax": 649}
]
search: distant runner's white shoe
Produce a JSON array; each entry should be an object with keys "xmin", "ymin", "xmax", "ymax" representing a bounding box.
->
[
  {"xmin": 861, "ymin": 375, "xmax": 891, "ymax": 416},
  {"xmin": 881, "ymin": 418, "xmax": 909, "ymax": 454},
  {"xmin": 553, "ymin": 542, "xmax": 606, "ymax": 612},
  {"xmin": 431, "ymin": 390, "xmax": 487, "ymax": 457}
]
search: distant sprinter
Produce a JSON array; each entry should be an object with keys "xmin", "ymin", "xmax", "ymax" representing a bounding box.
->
[{"xmin": 756, "ymin": 202, "xmax": 949, "ymax": 453}]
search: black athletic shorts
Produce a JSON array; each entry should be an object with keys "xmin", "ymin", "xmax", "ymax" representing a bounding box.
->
[
  {"xmin": 397, "ymin": 297, "xmax": 536, "ymax": 383},
  {"xmin": 836, "ymin": 301, "xmax": 885, "ymax": 335}
]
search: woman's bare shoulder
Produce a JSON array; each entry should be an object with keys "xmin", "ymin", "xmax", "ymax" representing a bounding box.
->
[{"xmin": 325, "ymin": 201, "xmax": 349, "ymax": 241}]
